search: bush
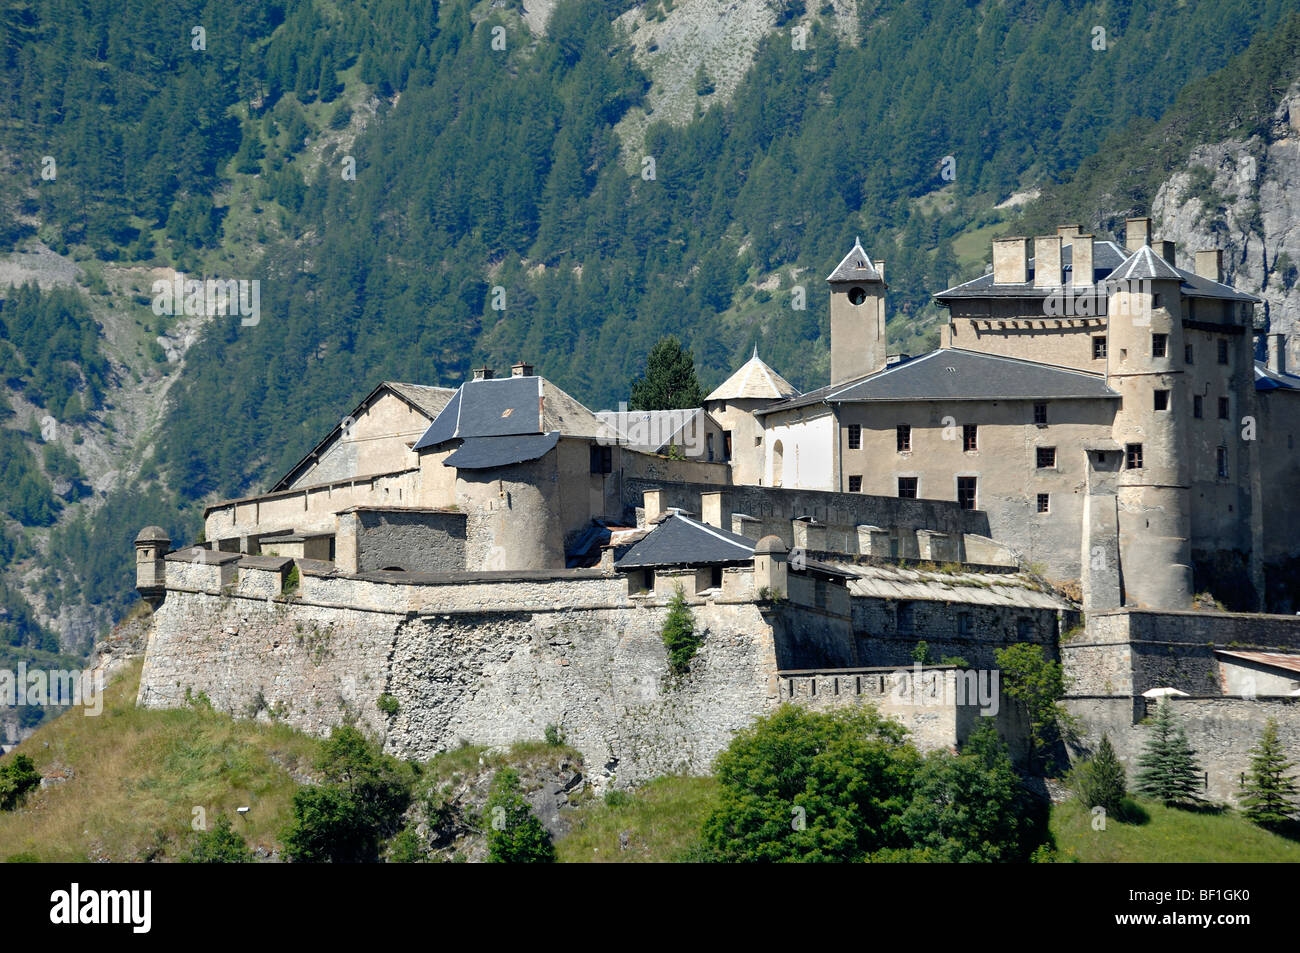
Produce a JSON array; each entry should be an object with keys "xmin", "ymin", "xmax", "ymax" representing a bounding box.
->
[
  {"xmin": 485, "ymin": 768, "xmax": 555, "ymax": 863},
  {"xmin": 283, "ymin": 726, "xmax": 412, "ymax": 862},
  {"xmin": 661, "ymin": 586, "xmax": 701, "ymax": 676},
  {"xmin": 376, "ymin": 693, "xmax": 399, "ymax": 716},
  {"xmin": 1071, "ymin": 734, "xmax": 1127, "ymax": 818},
  {"xmin": 543, "ymin": 723, "xmax": 566, "ymax": 747},
  {"xmin": 185, "ymin": 817, "xmax": 253, "ymax": 863},
  {"xmin": 0, "ymin": 755, "xmax": 41, "ymax": 811}
]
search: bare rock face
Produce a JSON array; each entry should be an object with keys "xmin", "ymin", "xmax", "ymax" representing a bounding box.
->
[
  {"xmin": 89, "ymin": 609, "xmax": 153, "ymax": 686},
  {"xmin": 1152, "ymin": 82, "xmax": 1300, "ymax": 366}
]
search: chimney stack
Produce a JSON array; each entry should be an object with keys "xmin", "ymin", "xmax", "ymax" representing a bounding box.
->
[
  {"xmin": 873, "ymin": 260, "xmax": 886, "ymax": 282},
  {"xmin": 1056, "ymin": 225, "xmax": 1082, "ymax": 240},
  {"xmin": 1195, "ymin": 249, "xmax": 1223, "ymax": 283},
  {"xmin": 1071, "ymin": 235, "xmax": 1095, "ymax": 287},
  {"xmin": 1034, "ymin": 236, "xmax": 1063, "ymax": 288},
  {"xmin": 473, "ymin": 366, "xmax": 495, "ymax": 381},
  {"xmin": 992, "ymin": 237, "xmax": 1030, "ymax": 284},
  {"xmin": 511, "ymin": 361, "xmax": 534, "ymax": 377},
  {"xmin": 1268, "ymin": 333, "xmax": 1288, "ymax": 376},
  {"xmin": 1126, "ymin": 216, "xmax": 1152, "ymax": 252},
  {"xmin": 1155, "ymin": 240, "xmax": 1177, "ymax": 267}
]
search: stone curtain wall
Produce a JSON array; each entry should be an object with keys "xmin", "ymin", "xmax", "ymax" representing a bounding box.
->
[
  {"xmin": 353, "ymin": 508, "xmax": 466, "ymax": 573},
  {"xmin": 1067, "ymin": 696, "xmax": 1300, "ymax": 806},
  {"xmin": 852, "ymin": 598, "xmax": 1061, "ymax": 669}
]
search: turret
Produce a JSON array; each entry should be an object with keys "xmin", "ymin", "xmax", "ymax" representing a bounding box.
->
[
  {"xmin": 135, "ymin": 525, "xmax": 171, "ymax": 607},
  {"xmin": 1105, "ymin": 245, "xmax": 1193, "ymax": 608},
  {"xmin": 827, "ymin": 239, "xmax": 887, "ymax": 385}
]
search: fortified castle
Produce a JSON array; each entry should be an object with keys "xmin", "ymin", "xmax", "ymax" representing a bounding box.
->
[{"xmin": 131, "ymin": 216, "xmax": 1300, "ymax": 796}]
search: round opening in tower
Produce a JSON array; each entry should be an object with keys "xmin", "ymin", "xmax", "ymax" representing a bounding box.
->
[{"xmin": 848, "ymin": 286, "xmax": 867, "ymax": 305}]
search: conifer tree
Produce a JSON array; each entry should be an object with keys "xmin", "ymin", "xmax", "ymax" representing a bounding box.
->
[
  {"xmin": 1075, "ymin": 733, "xmax": 1127, "ymax": 817},
  {"xmin": 485, "ymin": 768, "xmax": 554, "ymax": 864},
  {"xmin": 1239, "ymin": 717, "xmax": 1298, "ymax": 828},
  {"xmin": 1134, "ymin": 703, "xmax": 1204, "ymax": 807},
  {"xmin": 629, "ymin": 336, "xmax": 705, "ymax": 410}
]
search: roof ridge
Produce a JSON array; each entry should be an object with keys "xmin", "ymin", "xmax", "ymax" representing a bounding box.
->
[{"xmin": 672, "ymin": 513, "xmax": 755, "ymax": 552}]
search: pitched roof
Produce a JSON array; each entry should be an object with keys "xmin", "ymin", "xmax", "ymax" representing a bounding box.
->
[
  {"xmin": 1107, "ymin": 244, "xmax": 1182, "ymax": 282},
  {"xmin": 757, "ymin": 349, "xmax": 1117, "ymax": 414},
  {"xmin": 934, "ymin": 239, "xmax": 1260, "ymax": 303},
  {"xmin": 271, "ymin": 380, "xmax": 455, "ymax": 491},
  {"xmin": 1255, "ymin": 362, "xmax": 1300, "ymax": 391},
  {"xmin": 595, "ymin": 408, "xmax": 707, "ymax": 453},
  {"xmin": 442, "ymin": 432, "xmax": 560, "ymax": 469},
  {"xmin": 414, "ymin": 375, "xmax": 601, "ymax": 451},
  {"xmin": 614, "ymin": 513, "xmax": 756, "ymax": 568},
  {"xmin": 1215, "ymin": 650, "xmax": 1300, "ymax": 675},
  {"xmin": 705, "ymin": 347, "xmax": 800, "ymax": 402},
  {"xmin": 827, "ymin": 238, "xmax": 883, "ymax": 283}
]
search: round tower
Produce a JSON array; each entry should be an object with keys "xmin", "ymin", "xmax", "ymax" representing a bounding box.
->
[
  {"xmin": 135, "ymin": 525, "xmax": 171, "ymax": 607},
  {"xmin": 1105, "ymin": 244, "xmax": 1193, "ymax": 608}
]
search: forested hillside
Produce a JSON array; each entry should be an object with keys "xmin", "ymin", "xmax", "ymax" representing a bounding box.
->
[{"xmin": 3, "ymin": 0, "xmax": 1300, "ymax": 662}]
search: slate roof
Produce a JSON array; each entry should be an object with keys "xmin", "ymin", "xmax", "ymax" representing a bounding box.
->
[
  {"xmin": 935, "ymin": 239, "xmax": 1260, "ymax": 304},
  {"xmin": 756, "ymin": 348, "xmax": 1118, "ymax": 415},
  {"xmin": 414, "ymin": 375, "xmax": 602, "ymax": 452},
  {"xmin": 833, "ymin": 562, "xmax": 1074, "ymax": 609},
  {"xmin": 705, "ymin": 347, "xmax": 800, "ymax": 402},
  {"xmin": 1254, "ymin": 362, "xmax": 1300, "ymax": 391},
  {"xmin": 595, "ymin": 408, "xmax": 708, "ymax": 453},
  {"xmin": 385, "ymin": 382, "xmax": 458, "ymax": 418},
  {"xmin": 827, "ymin": 238, "xmax": 884, "ymax": 283},
  {"xmin": 442, "ymin": 432, "xmax": 560, "ymax": 469},
  {"xmin": 614, "ymin": 513, "xmax": 756, "ymax": 568},
  {"xmin": 1107, "ymin": 244, "xmax": 1181, "ymax": 282}
]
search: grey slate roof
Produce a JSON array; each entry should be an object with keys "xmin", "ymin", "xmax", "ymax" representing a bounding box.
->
[
  {"xmin": 442, "ymin": 432, "xmax": 560, "ymax": 469},
  {"xmin": 1255, "ymin": 362, "xmax": 1300, "ymax": 391},
  {"xmin": 827, "ymin": 239, "xmax": 883, "ymax": 283},
  {"xmin": 935, "ymin": 239, "xmax": 1260, "ymax": 303},
  {"xmin": 595, "ymin": 408, "xmax": 706, "ymax": 453},
  {"xmin": 757, "ymin": 349, "xmax": 1118, "ymax": 415},
  {"xmin": 414, "ymin": 375, "xmax": 603, "ymax": 451},
  {"xmin": 614, "ymin": 513, "xmax": 756, "ymax": 568},
  {"xmin": 1107, "ymin": 244, "xmax": 1182, "ymax": 282}
]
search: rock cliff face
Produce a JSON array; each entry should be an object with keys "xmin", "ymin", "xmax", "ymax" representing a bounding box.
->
[{"xmin": 1152, "ymin": 83, "xmax": 1300, "ymax": 366}]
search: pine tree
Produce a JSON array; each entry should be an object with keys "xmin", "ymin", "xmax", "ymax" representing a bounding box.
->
[
  {"xmin": 628, "ymin": 336, "xmax": 705, "ymax": 410},
  {"xmin": 1239, "ymin": 717, "xmax": 1298, "ymax": 828},
  {"xmin": 661, "ymin": 585, "xmax": 701, "ymax": 676},
  {"xmin": 1075, "ymin": 733, "xmax": 1127, "ymax": 817},
  {"xmin": 484, "ymin": 768, "xmax": 554, "ymax": 863},
  {"xmin": 1134, "ymin": 703, "xmax": 1204, "ymax": 807}
]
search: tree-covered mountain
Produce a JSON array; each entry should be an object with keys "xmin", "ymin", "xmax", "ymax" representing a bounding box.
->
[{"xmin": 3, "ymin": 0, "xmax": 1300, "ymax": 659}]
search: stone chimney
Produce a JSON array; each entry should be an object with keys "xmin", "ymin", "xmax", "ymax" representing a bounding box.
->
[
  {"xmin": 1034, "ymin": 236, "xmax": 1063, "ymax": 288},
  {"xmin": 992, "ymin": 237, "xmax": 1029, "ymax": 284},
  {"xmin": 1268, "ymin": 333, "xmax": 1288, "ymax": 375},
  {"xmin": 1071, "ymin": 235, "xmax": 1094, "ymax": 287},
  {"xmin": 873, "ymin": 260, "xmax": 885, "ymax": 282},
  {"xmin": 1195, "ymin": 249, "xmax": 1223, "ymax": 282},
  {"xmin": 1155, "ymin": 240, "xmax": 1176, "ymax": 266},
  {"xmin": 1126, "ymin": 216, "xmax": 1151, "ymax": 252},
  {"xmin": 700, "ymin": 490, "xmax": 730, "ymax": 530},
  {"xmin": 473, "ymin": 366, "xmax": 495, "ymax": 381},
  {"xmin": 642, "ymin": 488, "xmax": 664, "ymax": 526},
  {"xmin": 1056, "ymin": 225, "xmax": 1082, "ymax": 240},
  {"xmin": 511, "ymin": 361, "xmax": 534, "ymax": 377},
  {"xmin": 753, "ymin": 535, "xmax": 789, "ymax": 599}
]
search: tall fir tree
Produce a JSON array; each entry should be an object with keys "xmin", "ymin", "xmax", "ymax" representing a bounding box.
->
[
  {"xmin": 1074, "ymin": 733, "xmax": 1127, "ymax": 817},
  {"xmin": 1239, "ymin": 717, "xmax": 1298, "ymax": 828},
  {"xmin": 628, "ymin": 336, "xmax": 705, "ymax": 410},
  {"xmin": 1134, "ymin": 703, "xmax": 1204, "ymax": 807}
]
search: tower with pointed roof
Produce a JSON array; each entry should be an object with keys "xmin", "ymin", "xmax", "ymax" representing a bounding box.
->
[
  {"xmin": 704, "ymin": 347, "xmax": 799, "ymax": 486},
  {"xmin": 827, "ymin": 238, "xmax": 888, "ymax": 385}
]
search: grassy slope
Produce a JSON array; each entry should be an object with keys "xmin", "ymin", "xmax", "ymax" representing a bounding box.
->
[
  {"xmin": 557, "ymin": 775, "xmax": 718, "ymax": 863},
  {"xmin": 0, "ymin": 659, "xmax": 323, "ymax": 862}
]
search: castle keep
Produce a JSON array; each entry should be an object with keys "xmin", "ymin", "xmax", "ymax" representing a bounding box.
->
[{"xmin": 132, "ymin": 214, "xmax": 1300, "ymax": 797}]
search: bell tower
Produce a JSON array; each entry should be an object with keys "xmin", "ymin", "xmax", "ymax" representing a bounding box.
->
[{"xmin": 827, "ymin": 238, "xmax": 887, "ymax": 385}]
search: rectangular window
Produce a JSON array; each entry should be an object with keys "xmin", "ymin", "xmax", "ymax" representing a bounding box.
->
[
  {"xmin": 1092, "ymin": 336, "xmax": 1107, "ymax": 359},
  {"xmin": 847, "ymin": 424, "xmax": 862, "ymax": 450},
  {"xmin": 957, "ymin": 477, "xmax": 977, "ymax": 510},
  {"xmin": 1217, "ymin": 446, "xmax": 1229, "ymax": 479},
  {"xmin": 848, "ymin": 475, "xmax": 862, "ymax": 493},
  {"xmin": 590, "ymin": 445, "xmax": 612, "ymax": 474},
  {"xmin": 897, "ymin": 477, "xmax": 918, "ymax": 498},
  {"xmin": 723, "ymin": 431, "xmax": 733, "ymax": 461},
  {"xmin": 1036, "ymin": 447, "xmax": 1056, "ymax": 468},
  {"xmin": 1152, "ymin": 333, "xmax": 1168, "ymax": 358},
  {"xmin": 1153, "ymin": 293, "xmax": 1163, "ymax": 308},
  {"xmin": 711, "ymin": 565, "xmax": 723, "ymax": 590},
  {"xmin": 1033, "ymin": 402, "xmax": 1047, "ymax": 425},
  {"xmin": 962, "ymin": 424, "xmax": 978, "ymax": 452},
  {"xmin": 1218, "ymin": 396, "xmax": 1229, "ymax": 419},
  {"xmin": 956, "ymin": 612, "xmax": 972, "ymax": 637},
  {"xmin": 1036, "ymin": 493, "xmax": 1049, "ymax": 513},
  {"xmin": 896, "ymin": 424, "xmax": 911, "ymax": 452},
  {"xmin": 1126, "ymin": 443, "xmax": 1144, "ymax": 469},
  {"xmin": 1193, "ymin": 395, "xmax": 1203, "ymax": 418},
  {"xmin": 1154, "ymin": 389, "xmax": 1169, "ymax": 411},
  {"xmin": 1218, "ymin": 339, "xmax": 1229, "ymax": 364},
  {"xmin": 896, "ymin": 602, "xmax": 914, "ymax": 635},
  {"xmin": 706, "ymin": 432, "xmax": 714, "ymax": 462},
  {"xmin": 1185, "ymin": 343, "xmax": 1194, "ymax": 364}
]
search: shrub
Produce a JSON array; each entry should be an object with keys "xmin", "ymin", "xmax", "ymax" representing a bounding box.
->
[
  {"xmin": 661, "ymin": 586, "xmax": 701, "ymax": 676},
  {"xmin": 185, "ymin": 817, "xmax": 253, "ymax": 863},
  {"xmin": 912, "ymin": 641, "xmax": 935, "ymax": 664},
  {"xmin": 0, "ymin": 755, "xmax": 41, "ymax": 811},
  {"xmin": 377, "ymin": 693, "xmax": 399, "ymax": 716},
  {"xmin": 485, "ymin": 768, "xmax": 555, "ymax": 863},
  {"xmin": 1072, "ymin": 734, "xmax": 1127, "ymax": 818},
  {"xmin": 994, "ymin": 643, "xmax": 1071, "ymax": 771},
  {"xmin": 543, "ymin": 723, "xmax": 566, "ymax": 747}
]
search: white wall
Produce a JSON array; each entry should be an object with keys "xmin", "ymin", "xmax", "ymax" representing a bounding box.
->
[{"xmin": 765, "ymin": 412, "xmax": 835, "ymax": 491}]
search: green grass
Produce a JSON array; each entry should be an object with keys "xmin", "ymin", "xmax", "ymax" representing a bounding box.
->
[
  {"xmin": 1051, "ymin": 798, "xmax": 1300, "ymax": 863},
  {"xmin": 0, "ymin": 659, "xmax": 324, "ymax": 862},
  {"xmin": 556, "ymin": 775, "xmax": 719, "ymax": 863}
]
